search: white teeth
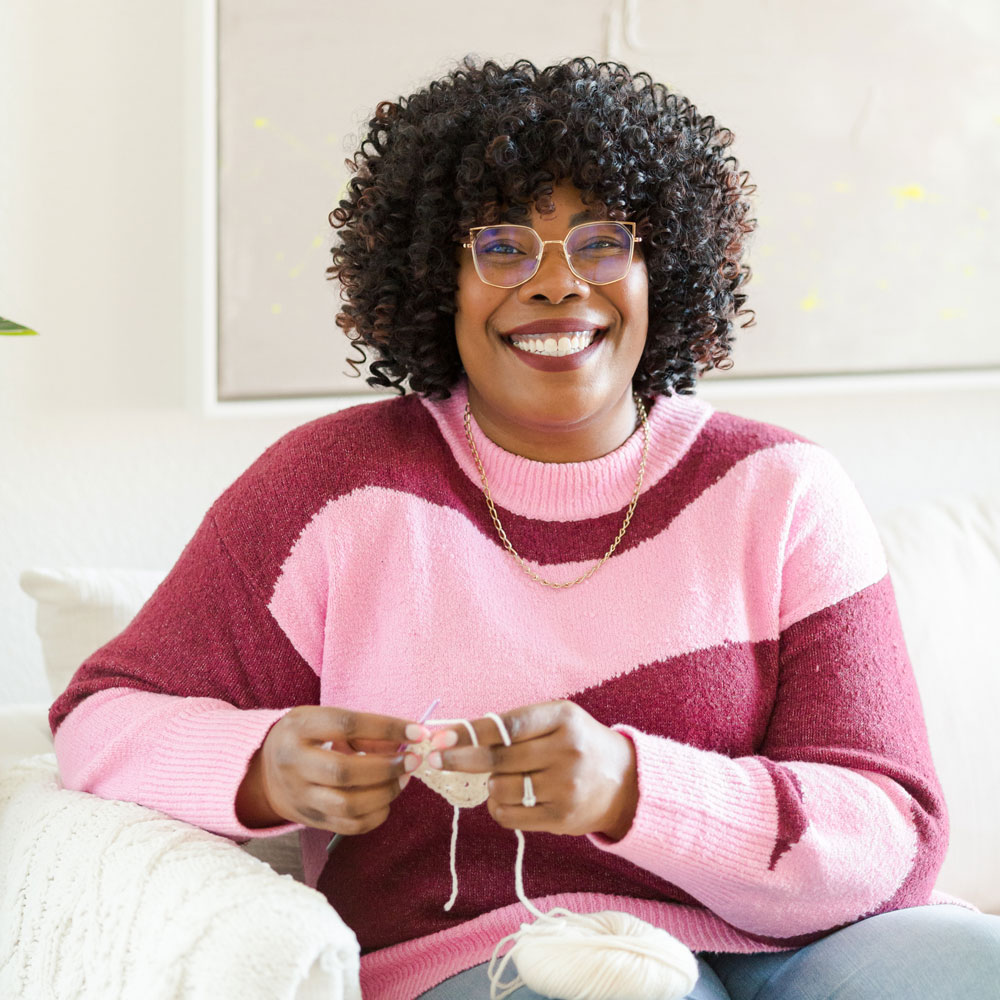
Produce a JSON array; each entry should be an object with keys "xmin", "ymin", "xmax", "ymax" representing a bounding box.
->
[{"xmin": 509, "ymin": 331, "xmax": 599, "ymax": 357}]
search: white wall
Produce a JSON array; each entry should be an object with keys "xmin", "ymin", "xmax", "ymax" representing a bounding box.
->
[{"xmin": 2, "ymin": 1, "xmax": 998, "ymax": 705}]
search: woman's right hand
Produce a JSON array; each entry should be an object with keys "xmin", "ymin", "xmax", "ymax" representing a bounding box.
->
[{"xmin": 236, "ymin": 705, "xmax": 429, "ymax": 833}]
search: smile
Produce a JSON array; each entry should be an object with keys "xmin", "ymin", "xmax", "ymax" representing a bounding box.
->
[
  {"xmin": 508, "ymin": 330, "xmax": 600, "ymax": 357},
  {"xmin": 501, "ymin": 330, "xmax": 607, "ymax": 372}
]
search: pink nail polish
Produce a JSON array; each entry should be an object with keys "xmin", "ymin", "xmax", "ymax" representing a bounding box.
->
[
  {"xmin": 427, "ymin": 751, "xmax": 443, "ymax": 769},
  {"xmin": 430, "ymin": 729, "xmax": 458, "ymax": 750},
  {"xmin": 404, "ymin": 753, "xmax": 421, "ymax": 773},
  {"xmin": 398, "ymin": 774, "xmax": 411, "ymax": 790},
  {"xmin": 405, "ymin": 723, "xmax": 431, "ymax": 742}
]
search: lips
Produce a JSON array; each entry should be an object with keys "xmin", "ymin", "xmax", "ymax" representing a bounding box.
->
[{"xmin": 502, "ymin": 319, "xmax": 606, "ymax": 338}]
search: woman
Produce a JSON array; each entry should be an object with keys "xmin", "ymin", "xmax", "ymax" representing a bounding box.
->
[{"xmin": 51, "ymin": 57, "xmax": 999, "ymax": 998}]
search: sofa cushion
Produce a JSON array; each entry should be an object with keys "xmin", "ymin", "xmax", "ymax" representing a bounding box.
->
[
  {"xmin": 19, "ymin": 567, "xmax": 166, "ymax": 700},
  {"xmin": 876, "ymin": 494, "xmax": 1000, "ymax": 914}
]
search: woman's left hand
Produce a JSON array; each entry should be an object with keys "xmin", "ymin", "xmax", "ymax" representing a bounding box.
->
[{"xmin": 424, "ymin": 700, "xmax": 638, "ymax": 840}]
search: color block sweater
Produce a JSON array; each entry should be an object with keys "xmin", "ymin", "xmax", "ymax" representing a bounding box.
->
[{"xmin": 51, "ymin": 380, "xmax": 950, "ymax": 1000}]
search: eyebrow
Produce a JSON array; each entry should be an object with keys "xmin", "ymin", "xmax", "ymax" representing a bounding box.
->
[{"xmin": 497, "ymin": 207, "xmax": 605, "ymax": 226}]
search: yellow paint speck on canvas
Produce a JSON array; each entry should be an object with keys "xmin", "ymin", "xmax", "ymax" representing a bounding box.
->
[
  {"xmin": 977, "ymin": 208, "xmax": 990, "ymax": 220},
  {"xmin": 254, "ymin": 117, "xmax": 270, "ymax": 129},
  {"xmin": 800, "ymin": 291, "xmax": 821, "ymax": 312},
  {"xmin": 891, "ymin": 184, "xmax": 926, "ymax": 208},
  {"xmin": 877, "ymin": 278, "xmax": 889, "ymax": 291},
  {"xmin": 962, "ymin": 266, "xmax": 976, "ymax": 277},
  {"xmin": 939, "ymin": 307, "xmax": 966, "ymax": 320},
  {"xmin": 271, "ymin": 303, "xmax": 282, "ymax": 315},
  {"xmin": 833, "ymin": 180, "xmax": 852, "ymax": 193},
  {"xmin": 312, "ymin": 236, "xmax": 324, "ymax": 248}
]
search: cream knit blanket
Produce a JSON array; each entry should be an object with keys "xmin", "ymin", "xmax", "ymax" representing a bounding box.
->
[{"xmin": 0, "ymin": 755, "xmax": 361, "ymax": 1000}]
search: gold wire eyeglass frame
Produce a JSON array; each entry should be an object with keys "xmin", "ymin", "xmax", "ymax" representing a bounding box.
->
[{"xmin": 462, "ymin": 221, "xmax": 642, "ymax": 288}]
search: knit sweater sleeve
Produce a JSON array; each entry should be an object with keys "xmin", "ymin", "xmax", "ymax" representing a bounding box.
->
[
  {"xmin": 588, "ymin": 448, "xmax": 949, "ymax": 942},
  {"xmin": 49, "ymin": 507, "xmax": 319, "ymax": 841}
]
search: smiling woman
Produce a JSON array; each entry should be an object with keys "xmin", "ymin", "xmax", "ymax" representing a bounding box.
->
[{"xmin": 49, "ymin": 54, "xmax": 1000, "ymax": 1000}]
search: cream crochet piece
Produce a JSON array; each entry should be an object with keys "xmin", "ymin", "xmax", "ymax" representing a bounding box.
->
[{"xmin": 410, "ymin": 717, "xmax": 490, "ymax": 808}]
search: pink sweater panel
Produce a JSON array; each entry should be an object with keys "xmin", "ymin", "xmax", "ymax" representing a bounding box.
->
[{"xmin": 50, "ymin": 381, "xmax": 952, "ymax": 1000}]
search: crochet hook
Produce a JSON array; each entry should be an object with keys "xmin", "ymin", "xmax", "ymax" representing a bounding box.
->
[{"xmin": 326, "ymin": 697, "xmax": 440, "ymax": 853}]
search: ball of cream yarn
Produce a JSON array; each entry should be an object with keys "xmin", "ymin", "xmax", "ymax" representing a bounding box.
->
[{"xmin": 489, "ymin": 907, "xmax": 699, "ymax": 1000}]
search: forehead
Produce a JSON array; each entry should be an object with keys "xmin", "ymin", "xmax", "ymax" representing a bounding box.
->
[{"xmin": 499, "ymin": 184, "xmax": 611, "ymax": 227}]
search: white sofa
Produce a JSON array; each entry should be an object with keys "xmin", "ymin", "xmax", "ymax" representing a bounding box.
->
[{"xmin": 3, "ymin": 494, "xmax": 999, "ymax": 999}]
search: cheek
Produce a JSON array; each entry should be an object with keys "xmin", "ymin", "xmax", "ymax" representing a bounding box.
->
[
  {"xmin": 454, "ymin": 265, "xmax": 505, "ymax": 338},
  {"xmin": 618, "ymin": 264, "xmax": 649, "ymax": 330}
]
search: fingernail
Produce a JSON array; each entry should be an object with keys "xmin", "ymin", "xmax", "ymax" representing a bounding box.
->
[
  {"xmin": 404, "ymin": 752, "xmax": 421, "ymax": 773},
  {"xmin": 430, "ymin": 729, "xmax": 458, "ymax": 750},
  {"xmin": 426, "ymin": 751, "xmax": 443, "ymax": 769},
  {"xmin": 406, "ymin": 723, "xmax": 431, "ymax": 742},
  {"xmin": 398, "ymin": 774, "xmax": 411, "ymax": 790}
]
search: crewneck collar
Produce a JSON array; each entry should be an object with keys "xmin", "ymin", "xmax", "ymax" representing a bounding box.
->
[{"xmin": 420, "ymin": 380, "xmax": 713, "ymax": 521}]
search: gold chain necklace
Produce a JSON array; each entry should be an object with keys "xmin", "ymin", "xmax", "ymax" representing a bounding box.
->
[{"xmin": 462, "ymin": 395, "xmax": 650, "ymax": 589}]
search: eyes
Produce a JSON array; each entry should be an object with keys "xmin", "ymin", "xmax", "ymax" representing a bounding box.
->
[
  {"xmin": 480, "ymin": 241, "xmax": 522, "ymax": 256},
  {"xmin": 479, "ymin": 235, "xmax": 626, "ymax": 255}
]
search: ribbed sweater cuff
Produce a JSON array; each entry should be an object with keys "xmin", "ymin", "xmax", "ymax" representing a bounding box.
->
[
  {"xmin": 146, "ymin": 701, "xmax": 304, "ymax": 841},
  {"xmin": 54, "ymin": 690, "xmax": 304, "ymax": 842},
  {"xmin": 586, "ymin": 725, "xmax": 777, "ymax": 903}
]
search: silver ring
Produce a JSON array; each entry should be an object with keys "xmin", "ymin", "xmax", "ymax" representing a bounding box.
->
[{"xmin": 521, "ymin": 774, "xmax": 537, "ymax": 808}]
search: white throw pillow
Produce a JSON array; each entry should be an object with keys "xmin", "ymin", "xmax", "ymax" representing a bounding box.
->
[
  {"xmin": 19, "ymin": 567, "xmax": 167, "ymax": 700},
  {"xmin": 876, "ymin": 494, "xmax": 1000, "ymax": 914}
]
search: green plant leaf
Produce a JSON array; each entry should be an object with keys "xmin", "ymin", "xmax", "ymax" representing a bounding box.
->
[{"xmin": 0, "ymin": 316, "xmax": 39, "ymax": 335}]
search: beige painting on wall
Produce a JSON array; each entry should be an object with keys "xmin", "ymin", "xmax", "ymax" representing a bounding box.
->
[{"xmin": 217, "ymin": 0, "xmax": 999, "ymax": 400}]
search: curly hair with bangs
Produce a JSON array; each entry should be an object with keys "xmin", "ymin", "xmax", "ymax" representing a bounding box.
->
[{"xmin": 326, "ymin": 55, "xmax": 756, "ymax": 399}]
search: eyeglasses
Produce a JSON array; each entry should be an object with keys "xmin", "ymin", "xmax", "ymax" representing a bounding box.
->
[{"xmin": 463, "ymin": 221, "xmax": 641, "ymax": 289}]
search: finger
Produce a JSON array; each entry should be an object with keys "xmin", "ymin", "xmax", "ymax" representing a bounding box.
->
[
  {"xmin": 294, "ymin": 707, "xmax": 425, "ymax": 748},
  {"xmin": 346, "ymin": 737, "xmax": 409, "ymax": 754},
  {"xmin": 488, "ymin": 771, "xmax": 547, "ymax": 807},
  {"xmin": 309, "ymin": 779, "xmax": 403, "ymax": 823},
  {"xmin": 435, "ymin": 732, "xmax": 559, "ymax": 774},
  {"xmin": 488, "ymin": 797, "xmax": 557, "ymax": 833},
  {"xmin": 298, "ymin": 746, "xmax": 409, "ymax": 789},
  {"xmin": 430, "ymin": 701, "xmax": 570, "ymax": 753},
  {"xmin": 295, "ymin": 791, "xmax": 393, "ymax": 836}
]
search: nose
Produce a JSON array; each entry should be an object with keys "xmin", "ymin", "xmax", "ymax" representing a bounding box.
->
[{"xmin": 516, "ymin": 243, "xmax": 589, "ymax": 304}]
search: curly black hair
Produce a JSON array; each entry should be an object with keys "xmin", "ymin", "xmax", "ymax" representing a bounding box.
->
[{"xmin": 326, "ymin": 55, "xmax": 756, "ymax": 399}]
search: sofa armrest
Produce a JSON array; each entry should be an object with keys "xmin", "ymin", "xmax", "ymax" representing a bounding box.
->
[{"xmin": 0, "ymin": 755, "xmax": 361, "ymax": 1000}]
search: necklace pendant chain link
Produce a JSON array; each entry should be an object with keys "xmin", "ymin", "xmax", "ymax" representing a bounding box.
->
[{"xmin": 463, "ymin": 394, "xmax": 650, "ymax": 588}]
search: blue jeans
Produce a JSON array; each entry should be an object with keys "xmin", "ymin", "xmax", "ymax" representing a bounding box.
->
[{"xmin": 417, "ymin": 905, "xmax": 1000, "ymax": 999}]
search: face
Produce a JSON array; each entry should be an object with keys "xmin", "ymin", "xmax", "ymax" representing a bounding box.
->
[{"xmin": 454, "ymin": 181, "xmax": 648, "ymax": 462}]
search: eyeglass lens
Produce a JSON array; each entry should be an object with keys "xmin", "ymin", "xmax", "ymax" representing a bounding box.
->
[{"xmin": 472, "ymin": 223, "xmax": 633, "ymax": 287}]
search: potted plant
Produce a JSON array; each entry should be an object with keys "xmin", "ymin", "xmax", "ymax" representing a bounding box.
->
[{"xmin": 0, "ymin": 316, "xmax": 38, "ymax": 335}]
